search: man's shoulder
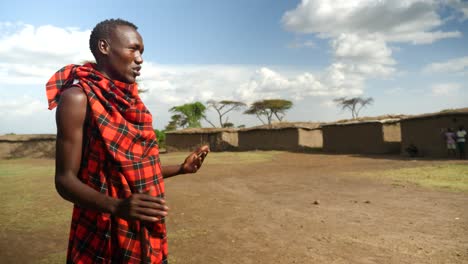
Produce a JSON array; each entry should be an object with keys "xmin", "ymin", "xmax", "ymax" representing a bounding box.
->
[{"xmin": 59, "ymin": 87, "xmax": 87, "ymax": 107}]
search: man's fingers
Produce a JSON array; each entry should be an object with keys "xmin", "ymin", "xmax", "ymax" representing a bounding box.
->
[
  {"xmin": 138, "ymin": 194, "xmax": 166, "ymax": 204},
  {"xmin": 136, "ymin": 207, "xmax": 168, "ymax": 218},
  {"xmin": 137, "ymin": 200, "xmax": 169, "ymax": 211},
  {"xmin": 199, "ymin": 145, "xmax": 210, "ymax": 152},
  {"xmin": 195, "ymin": 145, "xmax": 210, "ymax": 156},
  {"xmin": 137, "ymin": 215, "xmax": 160, "ymax": 222},
  {"xmin": 182, "ymin": 146, "xmax": 209, "ymax": 173}
]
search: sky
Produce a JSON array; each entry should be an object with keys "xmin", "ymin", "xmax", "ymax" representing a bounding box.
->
[{"xmin": 0, "ymin": 0, "xmax": 467, "ymax": 134}]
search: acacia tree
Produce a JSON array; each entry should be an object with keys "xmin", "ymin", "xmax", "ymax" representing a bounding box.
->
[
  {"xmin": 167, "ymin": 102, "xmax": 207, "ymax": 129},
  {"xmin": 333, "ymin": 97, "xmax": 374, "ymax": 119},
  {"xmin": 206, "ymin": 100, "xmax": 246, "ymax": 127},
  {"xmin": 244, "ymin": 99, "xmax": 293, "ymax": 125},
  {"xmin": 165, "ymin": 114, "xmax": 183, "ymax": 131}
]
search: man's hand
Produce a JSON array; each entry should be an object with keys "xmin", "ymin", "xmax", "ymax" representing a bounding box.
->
[
  {"xmin": 113, "ymin": 186, "xmax": 169, "ymax": 222},
  {"xmin": 180, "ymin": 145, "xmax": 210, "ymax": 174}
]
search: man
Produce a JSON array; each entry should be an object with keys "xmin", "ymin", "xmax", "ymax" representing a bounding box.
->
[
  {"xmin": 456, "ymin": 125, "xmax": 466, "ymax": 159},
  {"xmin": 46, "ymin": 18, "xmax": 209, "ymax": 263}
]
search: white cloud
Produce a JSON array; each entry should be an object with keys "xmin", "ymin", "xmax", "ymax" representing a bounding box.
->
[
  {"xmin": 137, "ymin": 62, "xmax": 364, "ymax": 113},
  {"xmin": 282, "ymin": 0, "xmax": 460, "ymax": 44},
  {"xmin": 138, "ymin": 63, "xmax": 257, "ymax": 106},
  {"xmin": 235, "ymin": 65, "xmax": 364, "ymax": 102},
  {"xmin": 0, "ymin": 23, "xmax": 93, "ymax": 85},
  {"xmin": 331, "ymin": 33, "xmax": 396, "ymax": 77},
  {"xmin": 431, "ymin": 83, "xmax": 461, "ymax": 95},
  {"xmin": 0, "ymin": 95, "xmax": 43, "ymax": 117},
  {"xmin": 423, "ymin": 56, "xmax": 468, "ymax": 73},
  {"xmin": 332, "ymin": 34, "xmax": 392, "ymax": 63},
  {"xmin": 281, "ymin": 0, "xmax": 463, "ymax": 101}
]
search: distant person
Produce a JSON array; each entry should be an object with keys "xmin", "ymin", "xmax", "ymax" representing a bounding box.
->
[
  {"xmin": 444, "ymin": 128, "xmax": 457, "ymax": 158},
  {"xmin": 456, "ymin": 125, "xmax": 466, "ymax": 159},
  {"xmin": 46, "ymin": 18, "xmax": 209, "ymax": 263}
]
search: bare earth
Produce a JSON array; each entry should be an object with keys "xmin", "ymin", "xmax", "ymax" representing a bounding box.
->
[
  {"xmin": 166, "ymin": 152, "xmax": 468, "ymax": 264},
  {"xmin": 1, "ymin": 152, "xmax": 468, "ymax": 263}
]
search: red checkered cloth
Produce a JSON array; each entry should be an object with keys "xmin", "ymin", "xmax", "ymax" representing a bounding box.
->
[{"xmin": 47, "ymin": 63, "xmax": 168, "ymax": 263}]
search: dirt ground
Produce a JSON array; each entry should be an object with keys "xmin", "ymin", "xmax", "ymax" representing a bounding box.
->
[
  {"xmin": 165, "ymin": 152, "xmax": 468, "ymax": 264},
  {"xmin": 1, "ymin": 152, "xmax": 468, "ymax": 263}
]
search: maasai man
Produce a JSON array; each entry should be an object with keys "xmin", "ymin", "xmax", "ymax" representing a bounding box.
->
[{"xmin": 46, "ymin": 18, "xmax": 209, "ymax": 263}]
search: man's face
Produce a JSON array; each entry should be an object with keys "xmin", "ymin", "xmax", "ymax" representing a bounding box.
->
[{"xmin": 105, "ymin": 25, "xmax": 144, "ymax": 84}]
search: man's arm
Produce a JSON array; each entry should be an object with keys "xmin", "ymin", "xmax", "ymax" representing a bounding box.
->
[
  {"xmin": 161, "ymin": 145, "xmax": 209, "ymax": 179},
  {"xmin": 55, "ymin": 87, "xmax": 168, "ymax": 221}
]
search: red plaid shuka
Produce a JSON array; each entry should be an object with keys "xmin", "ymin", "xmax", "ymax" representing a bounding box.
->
[{"xmin": 46, "ymin": 63, "xmax": 168, "ymax": 263}]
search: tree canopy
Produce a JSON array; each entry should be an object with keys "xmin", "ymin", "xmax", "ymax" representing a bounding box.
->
[
  {"xmin": 206, "ymin": 100, "xmax": 246, "ymax": 127},
  {"xmin": 244, "ymin": 99, "xmax": 293, "ymax": 125},
  {"xmin": 333, "ymin": 97, "xmax": 374, "ymax": 119},
  {"xmin": 166, "ymin": 102, "xmax": 207, "ymax": 130}
]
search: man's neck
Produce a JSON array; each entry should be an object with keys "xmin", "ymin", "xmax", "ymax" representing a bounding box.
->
[{"xmin": 93, "ymin": 63, "xmax": 113, "ymax": 80}]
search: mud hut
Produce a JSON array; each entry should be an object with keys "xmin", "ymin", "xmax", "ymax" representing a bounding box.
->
[
  {"xmin": 400, "ymin": 108, "xmax": 468, "ymax": 157},
  {"xmin": 165, "ymin": 128, "xmax": 238, "ymax": 152},
  {"xmin": 322, "ymin": 119, "xmax": 401, "ymax": 154},
  {"xmin": 237, "ymin": 122, "xmax": 323, "ymax": 151},
  {"xmin": 0, "ymin": 134, "xmax": 56, "ymax": 159}
]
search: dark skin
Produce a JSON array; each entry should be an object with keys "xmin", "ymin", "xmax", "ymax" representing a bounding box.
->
[{"xmin": 55, "ymin": 25, "xmax": 209, "ymax": 223}]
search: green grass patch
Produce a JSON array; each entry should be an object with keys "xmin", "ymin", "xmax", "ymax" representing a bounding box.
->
[
  {"xmin": 0, "ymin": 159, "xmax": 71, "ymax": 233},
  {"xmin": 0, "ymin": 158, "xmax": 70, "ymax": 262},
  {"xmin": 361, "ymin": 164, "xmax": 468, "ymax": 193}
]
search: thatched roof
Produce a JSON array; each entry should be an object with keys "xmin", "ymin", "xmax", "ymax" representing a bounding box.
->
[
  {"xmin": 322, "ymin": 114, "xmax": 405, "ymax": 127},
  {"xmin": 240, "ymin": 122, "xmax": 323, "ymax": 131},
  {"xmin": 334, "ymin": 114, "xmax": 406, "ymax": 124},
  {"xmin": 400, "ymin": 107, "xmax": 468, "ymax": 121},
  {"xmin": 322, "ymin": 107, "xmax": 468, "ymax": 126},
  {"xmin": 165, "ymin": 122, "xmax": 323, "ymax": 134},
  {"xmin": 165, "ymin": 128, "xmax": 239, "ymax": 134}
]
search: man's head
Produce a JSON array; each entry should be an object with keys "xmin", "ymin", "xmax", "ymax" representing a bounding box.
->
[{"xmin": 89, "ymin": 19, "xmax": 144, "ymax": 84}]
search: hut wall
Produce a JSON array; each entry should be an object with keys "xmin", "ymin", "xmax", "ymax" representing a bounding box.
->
[
  {"xmin": 238, "ymin": 128, "xmax": 299, "ymax": 150},
  {"xmin": 298, "ymin": 129, "xmax": 323, "ymax": 149},
  {"xmin": 322, "ymin": 123, "xmax": 395, "ymax": 154},
  {"xmin": 0, "ymin": 135, "xmax": 56, "ymax": 159},
  {"xmin": 165, "ymin": 134, "xmax": 208, "ymax": 151},
  {"xmin": 165, "ymin": 131, "xmax": 238, "ymax": 152},
  {"xmin": 400, "ymin": 115, "xmax": 468, "ymax": 157}
]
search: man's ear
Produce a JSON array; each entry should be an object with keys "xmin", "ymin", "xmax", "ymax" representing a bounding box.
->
[{"xmin": 98, "ymin": 39, "xmax": 110, "ymax": 55}]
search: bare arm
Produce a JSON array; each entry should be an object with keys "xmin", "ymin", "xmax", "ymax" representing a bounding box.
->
[
  {"xmin": 161, "ymin": 145, "xmax": 210, "ymax": 179},
  {"xmin": 54, "ymin": 87, "xmax": 168, "ymax": 221}
]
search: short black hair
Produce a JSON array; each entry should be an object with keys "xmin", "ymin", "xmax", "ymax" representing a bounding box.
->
[{"xmin": 89, "ymin": 18, "xmax": 138, "ymax": 59}]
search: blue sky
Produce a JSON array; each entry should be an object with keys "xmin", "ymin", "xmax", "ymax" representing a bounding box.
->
[{"xmin": 1, "ymin": 0, "xmax": 467, "ymax": 134}]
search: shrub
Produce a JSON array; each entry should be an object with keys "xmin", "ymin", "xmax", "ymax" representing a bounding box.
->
[{"xmin": 154, "ymin": 129, "xmax": 166, "ymax": 148}]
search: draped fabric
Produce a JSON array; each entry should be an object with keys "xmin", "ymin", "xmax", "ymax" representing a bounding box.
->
[{"xmin": 47, "ymin": 63, "xmax": 168, "ymax": 263}]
